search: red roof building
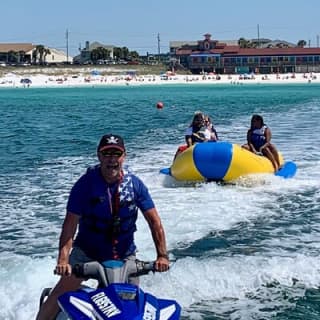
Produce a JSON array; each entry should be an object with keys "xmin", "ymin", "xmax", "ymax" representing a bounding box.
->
[{"xmin": 172, "ymin": 34, "xmax": 320, "ymax": 74}]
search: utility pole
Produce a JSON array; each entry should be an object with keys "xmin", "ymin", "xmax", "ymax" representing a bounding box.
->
[
  {"xmin": 317, "ymin": 35, "xmax": 319, "ymax": 47},
  {"xmin": 157, "ymin": 33, "xmax": 160, "ymax": 62},
  {"xmin": 257, "ymin": 24, "xmax": 260, "ymax": 48},
  {"xmin": 66, "ymin": 29, "xmax": 69, "ymax": 64}
]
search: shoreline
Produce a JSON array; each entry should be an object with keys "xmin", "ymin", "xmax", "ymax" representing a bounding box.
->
[{"xmin": 0, "ymin": 70, "xmax": 319, "ymax": 88}]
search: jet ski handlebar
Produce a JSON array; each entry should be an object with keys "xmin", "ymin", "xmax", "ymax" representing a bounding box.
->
[{"xmin": 72, "ymin": 259, "xmax": 155, "ymax": 287}]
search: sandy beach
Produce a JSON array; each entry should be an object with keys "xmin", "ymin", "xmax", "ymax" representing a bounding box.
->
[{"xmin": 0, "ymin": 68, "xmax": 319, "ymax": 88}]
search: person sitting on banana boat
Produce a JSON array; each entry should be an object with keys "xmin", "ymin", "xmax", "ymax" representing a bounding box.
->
[
  {"xmin": 204, "ymin": 115, "xmax": 218, "ymax": 142},
  {"xmin": 242, "ymin": 114, "xmax": 280, "ymax": 171},
  {"xmin": 185, "ymin": 111, "xmax": 211, "ymax": 147},
  {"xmin": 173, "ymin": 112, "xmax": 211, "ymax": 160}
]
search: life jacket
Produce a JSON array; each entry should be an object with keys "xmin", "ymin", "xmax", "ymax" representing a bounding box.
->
[
  {"xmin": 251, "ymin": 125, "xmax": 267, "ymax": 149},
  {"xmin": 76, "ymin": 166, "xmax": 138, "ymax": 260}
]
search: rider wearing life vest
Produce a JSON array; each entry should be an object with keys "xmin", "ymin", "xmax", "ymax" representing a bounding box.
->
[
  {"xmin": 71, "ymin": 165, "xmax": 145, "ymax": 261},
  {"xmin": 36, "ymin": 134, "xmax": 169, "ymax": 320},
  {"xmin": 242, "ymin": 114, "xmax": 280, "ymax": 171},
  {"xmin": 250, "ymin": 125, "xmax": 268, "ymax": 151}
]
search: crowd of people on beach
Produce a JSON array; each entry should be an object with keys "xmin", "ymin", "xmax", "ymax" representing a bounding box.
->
[{"xmin": 0, "ymin": 71, "xmax": 320, "ymax": 88}]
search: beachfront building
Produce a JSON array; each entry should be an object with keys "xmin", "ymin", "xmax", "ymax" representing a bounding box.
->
[
  {"xmin": 0, "ymin": 43, "xmax": 34, "ymax": 65},
  {"xmin": 44, "ymin": 48, "xmax": 73, "ymax": 64},
  {"xmin": 73, "ymin": 41, "xmax": 114, "ymax": 64},
  {"xmin": 171, "ymin": 34, "xmax": 320, "ymax": 74},
  {"xmin": 0, "ymin": 43, "xmax": 71, "ymax": 65}
]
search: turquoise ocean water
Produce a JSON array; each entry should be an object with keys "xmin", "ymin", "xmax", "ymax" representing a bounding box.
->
[{"xmin": 0, "ymin": 83, "xmax": 319, "ymax": 319}]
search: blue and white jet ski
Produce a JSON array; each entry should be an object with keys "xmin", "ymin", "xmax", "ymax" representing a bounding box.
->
[{"xmin": 39, "ymin": 259, "xmax": 181, "ymax": 320}]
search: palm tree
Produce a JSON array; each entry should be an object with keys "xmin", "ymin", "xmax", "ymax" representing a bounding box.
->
[
  {"xmin": 121, "ymin": 47, "xmax": 129, "ymax": 60},
  {"xmin": 37, "ymin": 45, "xmax": 45, "ymax": 65},
  {"xmin": 297, "ymin": 40, "xmax": 307, "ymax": 48},
  {"xmin": 18, "ymin": 50, "xmax": 26, "ymax": 63},
  {"xmin": 238, "ymin": 38, "xmax": 251, "ymax": 48},
  {"xmin": 113, "ymin": 46, "xmax": 130, "ymax": 60},
  {"xmin": 113, "ymin": 47, "xmax": 121, "ymax": 60},
  {"xmin": 32, "ymin": 45, "xmax": 49, "ymax": 65},
  {"xmin": 90, "ymin": 49, "xmax": 99, "ymax": 63},
  {"xmin": 32, "ymin": 48, "xmax": 38, "ymax": 64},
  {"xmin": 43, "ymin": 48, "xmax": 51, "ymax": 64},
  {"xmin": 130, "ymin": 51, "xmax": 139, "ymax": 60},
  {"xmin": 90, "ymin": 47, "xmax": 111, "ymax": 63},
  {"xmin": 7, "ymin": 50, "xmax": 18, "ymax": 64}
]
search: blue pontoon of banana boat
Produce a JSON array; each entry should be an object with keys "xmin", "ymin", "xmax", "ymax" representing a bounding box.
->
[{"xmin": 160, "ymin": 141, "xmax": 297, "ymax": 182}]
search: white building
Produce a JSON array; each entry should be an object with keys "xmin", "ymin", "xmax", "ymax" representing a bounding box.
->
[
  {"xmin": 46, "ymin": 48, "xmax": 73, "ymax": 64},
  {"xmin": 0, "ymin": 43, "xmax": 73, "ymax": 65}
]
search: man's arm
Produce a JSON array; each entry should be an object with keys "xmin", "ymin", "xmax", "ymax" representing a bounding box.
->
[
  {"xmin": 55, "ymin": 211, "xmax": 79, "ymax": 276},
  {"xmin": 143, "ymin": 207, "xmax": 169, "ymax": 272}
]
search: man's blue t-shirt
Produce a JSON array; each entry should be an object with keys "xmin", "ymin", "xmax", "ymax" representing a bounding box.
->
[{"xmin": 67, "ymin": 165, "xmax": 155, "ymax": 261}]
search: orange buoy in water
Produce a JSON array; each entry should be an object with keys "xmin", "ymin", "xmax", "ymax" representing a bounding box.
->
[{"xmin": 156, "ymin": 101, "xmax": 164, "ymax": 109}]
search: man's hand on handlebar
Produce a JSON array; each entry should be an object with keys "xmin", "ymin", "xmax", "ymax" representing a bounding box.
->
[
  {"xmin": 155, "ymin": 256, "xmax": 170, "ymax": 272},
  {"xmin": 54, "ymin": 263, "xmax": 72, "ymax": 276}
]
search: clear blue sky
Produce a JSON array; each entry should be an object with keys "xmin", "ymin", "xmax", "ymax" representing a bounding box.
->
[{"xmin": 1, "ymin": 0, "xmax": 319, "ymax": 56}]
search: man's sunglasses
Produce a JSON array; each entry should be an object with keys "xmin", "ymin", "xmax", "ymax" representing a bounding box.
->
[{"xmin": 100, "ymin": 149, "xmax": 124, "ymax": 157}]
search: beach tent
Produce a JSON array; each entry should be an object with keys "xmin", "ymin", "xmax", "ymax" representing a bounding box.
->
[
  {"xmin": 20, "ymin": 78, "xmax": 32, "ymax": 84},
  {"xmin": 91, "ymin": 70, "xmax": 101, "ymax": 76}
]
